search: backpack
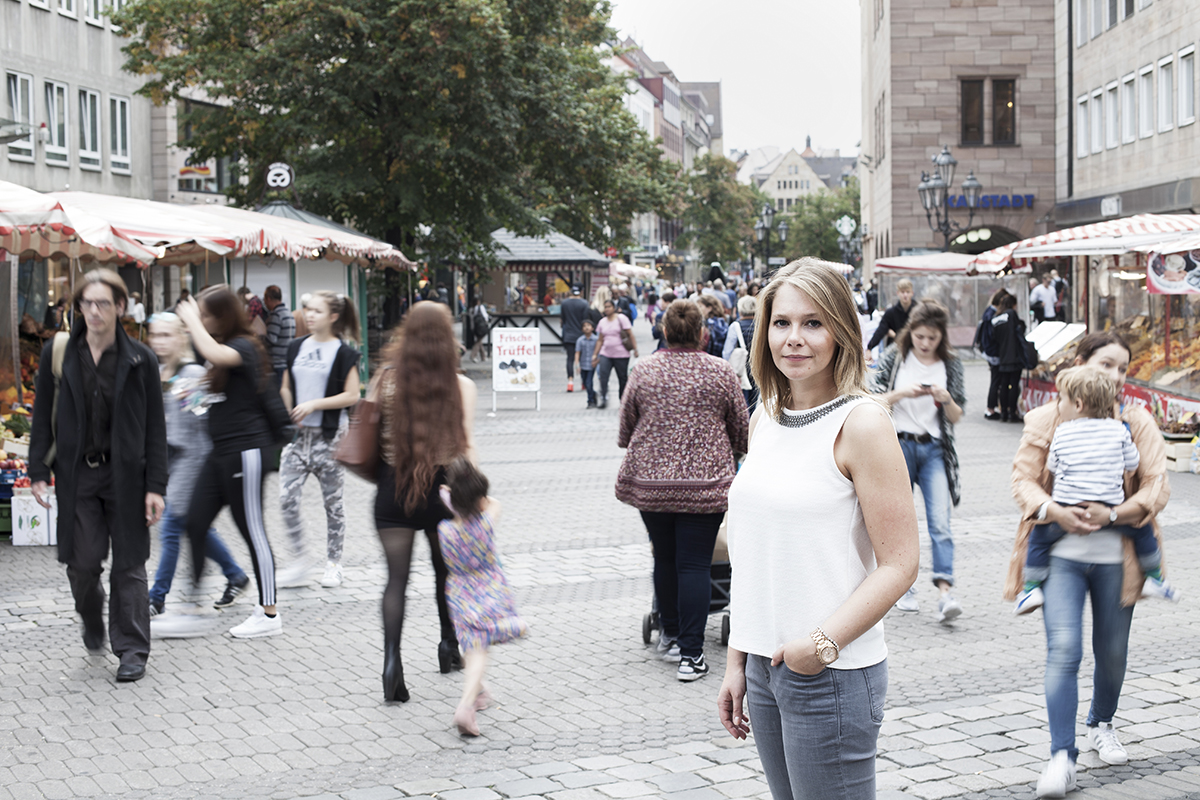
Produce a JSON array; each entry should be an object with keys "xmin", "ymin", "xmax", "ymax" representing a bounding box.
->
[
  {"xmin": 472, "ymin": 307, "xmax": 488, "ymax": 338},
  {"xmin": 42, "ymin": 332, "xmax": 69, "ymax": 468},
  {"xmin": 618, "ymin": 296, "xmax": 637, "ymax": 322}
]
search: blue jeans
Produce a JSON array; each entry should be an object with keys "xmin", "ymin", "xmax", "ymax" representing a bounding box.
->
[
  {"xmin": 899, "ymin": 438, "xmax": 954, "ymax": 586},
  {"xmin": 1042, "ymin": 557, "xmax": 1134, "ymax": 761},
  {"xmin": 580, "ymin": 369, "xmax": 596, "ymax": 404},
  {"xmin": 747, "ymin": 655, "xmax": 886, "ymax": 800},
  {"xmin": 1027, "ymin": 522, "xmax": 1160, "ymax": 584},
  {"xmin": 150, "ymin": 504, "xmax": 247, "ymax": 605}
]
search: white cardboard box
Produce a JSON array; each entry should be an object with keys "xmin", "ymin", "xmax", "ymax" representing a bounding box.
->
[{"xmin": 11, "ymin": 488, "xmax": 56, "ymax": 546}]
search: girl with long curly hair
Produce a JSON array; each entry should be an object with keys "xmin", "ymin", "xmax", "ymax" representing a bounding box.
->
[{"xmin": 370, "ymin": 301, "xmax": 478, "ymax": 703}]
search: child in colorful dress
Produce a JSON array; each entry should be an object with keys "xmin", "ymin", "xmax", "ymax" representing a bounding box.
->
[{"xmin": 438, "ymin": 458, "xmax": 526, "ymax": 736}]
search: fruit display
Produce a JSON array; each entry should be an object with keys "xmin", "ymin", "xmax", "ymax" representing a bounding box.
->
[{"xmin": 2, "ymin": 409, "xmax": 31, "ymax": 453}]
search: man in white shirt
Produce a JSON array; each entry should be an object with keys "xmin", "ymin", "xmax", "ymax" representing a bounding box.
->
[{"xmin": 1030, "ymin": 273, "xmax": 1058, "ymax": 323}]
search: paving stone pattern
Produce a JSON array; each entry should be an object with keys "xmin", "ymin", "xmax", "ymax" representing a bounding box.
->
[{"xmin": 2, "ymin": 318, "xmax": 1200, "ymax": 800}]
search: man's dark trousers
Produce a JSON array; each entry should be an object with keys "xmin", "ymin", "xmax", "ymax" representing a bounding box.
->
[{"xmin": 68, "ymin": 461, "xmax": 150, "ymax": 666}]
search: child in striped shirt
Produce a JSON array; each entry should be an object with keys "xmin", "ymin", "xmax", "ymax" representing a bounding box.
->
[{"xmin": 1015, "ymin": 366, "xmax": 1178, "ymax": 615}]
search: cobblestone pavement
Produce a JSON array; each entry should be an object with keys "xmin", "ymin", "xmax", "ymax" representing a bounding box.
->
[{"xmin": 3, "ymin": 318, "xmax": 1200, "ymax": 800}]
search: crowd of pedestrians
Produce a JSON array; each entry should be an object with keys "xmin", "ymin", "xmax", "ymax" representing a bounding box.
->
[{"xmin": 24, "ymin": 259, "xmax": 1186, "ymax": 796}]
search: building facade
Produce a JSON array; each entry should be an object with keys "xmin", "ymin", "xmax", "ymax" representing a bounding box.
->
[
  {"xmin": 1056, "ymin": 0, "xmax": 1200, "ymax": 226},
  {"xmin": 1, "ymin": 0, "xmax": 153, "ymax": 197},
  {"xmin": 860, "ymin": 0, "xmax": 1057, "ymax": 272}
]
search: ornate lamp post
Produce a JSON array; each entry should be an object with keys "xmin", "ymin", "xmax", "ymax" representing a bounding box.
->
[
  {"xmin": 918, "ymin": 146, "xmax": 984, "ymax": 251},
  {"xmin": 755, "ymin": 204, "xmax": 788, "ymax": 277}
]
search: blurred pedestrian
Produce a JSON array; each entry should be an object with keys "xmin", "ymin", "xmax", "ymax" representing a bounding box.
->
[
  {"xmin": 1006, "ymin": 332, "xmax": 1170, "ymax": 797},
  {"xmin": 560, "ymin": 287, "xmax": 589, "ymax": 392},
  {"xmin": 438, "ymin": 458, "xmax": 526, "ymax": 736},
  {"xmin": 263, "ymin": 285, "xmax": 295, "ymax": 384},
  {"xmin": 236, "ymin": 286, "xmax": 268, "ymax": 337},
  {"xmin": 722, "ymin": 295, "xmax": 757, "ymax": 409},
  {"xmin": 28, "ymin": 270, "xmax": 168, "ymax": 683},
  {"xmin": 651, "ymin": 291, "xmax": 676, "ymax": 352},
  {"xmin": 128, "ymin": 292, "xmax": 146, "ymax": 324},
  {"xmin": 573, "ymin": 319, "xmax": 599, "ymax": 408},
  {"xmin": 617, "ymin": 299, "xmax": 748, "ymax": 681},
  {"xmin": 468, "ymin": 297, "xmax": 489, "ymax": 363},
  {"xmin": 873, "ymin": 300, "xmax": 968, "ymax": 623},
  {"xmin": 589, "ymin": 285, "xmax": 612, "ymax": 326},
  {"xmin": 177, "ymin": 286, "xmax": 286, "ymax": 639},
  {"xmin": 1031, "ymin": 272, "xmax": 1057, "ymax": 323},
  {"xmin": 989, "ymin": 293, "xmax": 1027, "ymax": 422},
  {"xmin": 277, "ymin": 291, "xmax": 362, "ymax": 590},
  {"xmin": 865, "ymin": 278, "xmax": 914, "ymax": 355},
  {"xmin": 591, "ymin": 298, "xmax": 638, "ymax": 408},
  {"xmin": 371, "ymin": 301, "xmax": 476, "ymax": 702},
  {"xmin": 719, "ymin": 259, "xmax": 919, "ymax": 799},
  {"xmin": 696, "ymin": 294, "xmax": 728, "ymax": 357},
  {"xmin": 975, "ymin": 288, "xmax": 1009, "ymax": 420},
  {"xmin": 146, "ymin": 313, "xmax": 249, "ymax": 619}
]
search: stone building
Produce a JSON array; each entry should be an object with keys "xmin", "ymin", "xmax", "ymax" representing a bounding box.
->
[
  {"xmin": 1, "ymin": 0, "xmax": 153, "ymax": 197},
  {"xmin": 757, "ymin": 148, "xmax": 831, "ymax": 211},
  {"xmin": 859, "ymin": 0, "xmax": 1057, "ymax": 272},
  {"xmin": 1056, "ymin": 0, "xmax": 1200, "ymax": 226}
]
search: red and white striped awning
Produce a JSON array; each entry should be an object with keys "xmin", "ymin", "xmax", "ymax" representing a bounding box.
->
[
  {"xmin": 0, "ymin": 181, "xmax": 157, "ymax": 267},
  {"xmin": 969, "ymin": 214, "xmax": 1200, "ymax": 272},
  {"xmin": 874, "ymin": 252, "xmax": 977, "ymax": 273}
]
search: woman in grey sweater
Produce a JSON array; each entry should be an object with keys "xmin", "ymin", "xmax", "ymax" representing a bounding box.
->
[{"xmin": 147, "ymin": 313, "xmax": 250, "ymax": 617}]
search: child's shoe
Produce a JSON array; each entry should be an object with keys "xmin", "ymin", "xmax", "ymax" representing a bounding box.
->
[
  {"xmin": 1142, "ymin": 575, "xmax": 1182, "ymax": 602},
  {"xmin": 1014, "ymin": 585, "xmax": 1045, "ymax": 615}
]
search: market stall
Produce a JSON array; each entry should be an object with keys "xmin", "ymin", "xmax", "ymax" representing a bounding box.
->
[
  {"xmin": 971, "ymin": 214, "xmax": 1200, "ymax": 440},
  {"xmin": 873, "ymin": 252, "xmax": 1031, "ymax": 349}
]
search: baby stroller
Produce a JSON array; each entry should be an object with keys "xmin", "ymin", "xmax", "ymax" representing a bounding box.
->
[{"xmin": 641, "ymin": 518, "xmax": 731, "ymax": 647}]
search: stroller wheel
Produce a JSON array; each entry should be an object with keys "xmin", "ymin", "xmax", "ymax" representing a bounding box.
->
[
  {"xmin": 642, "ymin": 613, "xmax": 654, "ymax": 644},
  {"xmin": 720, "ymin": 614, "xmax": 730, "ymax": 646}
]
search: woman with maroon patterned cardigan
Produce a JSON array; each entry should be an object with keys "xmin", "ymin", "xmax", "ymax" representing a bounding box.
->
[{"xmin": 616, "ymin": 299, "xmax": 750, "ymax": 682}]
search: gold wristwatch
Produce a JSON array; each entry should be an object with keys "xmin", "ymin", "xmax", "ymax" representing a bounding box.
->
[{"xmin": 810, "ymin": 627, "xmax": 840, "ymax": 666}]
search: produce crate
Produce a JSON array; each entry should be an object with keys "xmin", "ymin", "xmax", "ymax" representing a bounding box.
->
[{"xmin": 2, "ymin": 439, "xmax": 28, "ymax": 457}]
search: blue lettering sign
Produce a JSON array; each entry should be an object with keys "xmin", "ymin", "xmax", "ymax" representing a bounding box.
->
[
  {"xmin": 1012, "ymin": 195, "xmax": 1024, "ymax": 209},
  {"xmin": 998, "ymin": 195, "xmax": 1010, "ymax": 208},
  {"xmin": 948, "ymin": 193, "xmax": 1037, "ymax": 210}
]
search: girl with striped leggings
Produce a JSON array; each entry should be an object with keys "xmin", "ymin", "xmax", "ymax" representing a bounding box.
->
[{"xmin": 177, "ymin": 286, "xmax": 283, "ymax": 638}]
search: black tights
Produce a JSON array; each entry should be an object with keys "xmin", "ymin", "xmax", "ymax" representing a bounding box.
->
[{"xmin": 377, "ymin": 526, "xmax": 456, "ymax": 653}]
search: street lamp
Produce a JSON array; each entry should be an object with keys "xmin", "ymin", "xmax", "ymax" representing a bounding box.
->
[
  {"xmin": 918, "ymin": 145, "xmax": 984, "ymax": 251},
  {"xmin": 757, "ymin": 203, "xmax": 787, "ymax": 278},
  {"xmin": 834, "ymin": 215, "xmax": 861, "ymax": 266}
]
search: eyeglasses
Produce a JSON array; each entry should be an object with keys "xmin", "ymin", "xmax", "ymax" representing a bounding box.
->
[{"xmin": 80, "ymin": 299, "xmax": 114, "ymax": 311}]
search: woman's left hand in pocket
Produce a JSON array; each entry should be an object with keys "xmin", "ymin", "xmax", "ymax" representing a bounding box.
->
[{"xmin": 770, "ymin": 638, "xmax": 824, "ymax": 676}]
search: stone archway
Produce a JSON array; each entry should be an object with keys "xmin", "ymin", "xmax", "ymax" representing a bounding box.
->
[{"xmin": 948, "ymin": 225, "xmax": 1022, "ymax": 255}]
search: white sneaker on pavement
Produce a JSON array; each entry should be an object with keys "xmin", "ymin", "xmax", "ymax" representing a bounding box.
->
[
  {"xmin": 229, "ymin": 606, "xmax": 282, "ymax": 639},
  {"xmin": 1088, "ymin": 722, "xmax": 1129, "ymax": 765},
  {"xmin": 656, "ymin": 636, "xmax": 680, "ymax": 662},
  {"xmin": 320, "ymin": 562, "xmax": 342, "ymax": 588},
  {"xmin": 895, "ymin": 586, "xmax": 919, "ymax": 612},
  {"xmin": 1036, "ymin": 750, "xmax": 1076, "ymax": 798},
  {"xmin": 150, "ymin": 611, "xmax": 214, "ymax": 639},
  {"xmin": 276, "ymin": 559, "xmax": 312, "ymax": 588},
  {"xmin": 936, "ymin": 594, "xmax": 962, "ymax": 624}
]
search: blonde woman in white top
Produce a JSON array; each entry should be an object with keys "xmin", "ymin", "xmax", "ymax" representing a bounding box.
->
[{"xmin": 718, "ymin": 258, "xmax": 919, "ymax": 800}]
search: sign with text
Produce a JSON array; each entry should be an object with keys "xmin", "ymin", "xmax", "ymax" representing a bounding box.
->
[{"xmin": 492, "ymin": 328, "xmax": 541, "ymax": 393}]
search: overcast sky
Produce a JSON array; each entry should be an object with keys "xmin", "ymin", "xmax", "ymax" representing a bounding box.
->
[{"xmin": 609, "ymin": 0, "xmax": 862, "ymax": 159}]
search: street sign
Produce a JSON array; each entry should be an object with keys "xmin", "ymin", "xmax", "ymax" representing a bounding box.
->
[
  {"xmin": 768, "ymin": 257, "xmax": 786, "ymax": 266},
  {"xmin": 834, "ymin": 215, "xmax": 858, "ymax": 237},
  {"xmin": 492, "ymin": 328, "xmax": 541, "ymax": 411},
  {"xmin": 266, "ymin": 162, "xmax": 294, "ymax": 189}
]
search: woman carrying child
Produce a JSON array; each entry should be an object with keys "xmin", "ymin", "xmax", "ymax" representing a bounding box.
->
[
  {"xmin": 276, "ymin": 291, "xmax": 361, "ymax": 589},
  {"xmin": 437, "ymin": 458, "xmax": 526, "ymax": 736},
  {"xmin": 1007, "ymin": 332, "xmax": 1172, "ymax": 798}
]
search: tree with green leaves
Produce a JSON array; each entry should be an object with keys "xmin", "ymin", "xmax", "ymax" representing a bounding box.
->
[
  {"xmin": 117, "ymin": 0, "xmax": 680, "ymax": 266},
  {"xmin": 764, "ymin": 178, "xmax": 861, "ymax": 266},
  {"xmin": 676, "ymin": 153, "xmax": 758, "ymax": 267}
]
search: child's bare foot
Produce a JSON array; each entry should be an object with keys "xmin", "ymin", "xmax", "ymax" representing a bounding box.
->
[
  {"xmin": 474, "ymin": 690, "xmax": 492, "ymax": 711},
  {"xmin": 454, "ymin": 704, "xmax": 480, "ymax": 736}
]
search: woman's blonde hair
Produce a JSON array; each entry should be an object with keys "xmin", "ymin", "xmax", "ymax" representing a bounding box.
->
[
  {"xmin": 591, "ymin": 285, "xmax": 612, "ymax": 312},
  {"xmin": 148, "ymin": 311, "xmax": 197, "ymax": 366},
  {"xmin": 750, "ymin": 257, "xmax": 867, "ymax": 411}
]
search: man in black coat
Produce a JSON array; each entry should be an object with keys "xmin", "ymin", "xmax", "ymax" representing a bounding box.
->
[
  {"xmin": 559, "ymin": 286, "xmax": 590, "ymax": 393},
  {"xmin": 866, "ymin": 278, "xmax": 915, "ymax": 353},
  {"xmin": 28, "ymin": 269, "xmax": 168, "ymax": 683}
]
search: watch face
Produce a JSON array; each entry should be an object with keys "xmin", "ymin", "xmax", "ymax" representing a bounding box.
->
[{"xmin": 819, "ymin": 645, "xmax": 837, "ymax": 663}]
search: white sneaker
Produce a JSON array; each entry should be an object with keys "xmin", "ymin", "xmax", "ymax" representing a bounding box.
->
[
  {"xmin": 150, "ymin": 612, "xmax": 213, "ymax": 639},
  {"xmin": 320, "ymin": 562, "xmax": 342, "ymax": 588},
  {"xmin": 1014, "ymin": 586, "xmax": 1045, "ymax": 615},
  {"xmin": 276, "ymin": 559, "xmax": 312, "ymax": 588},
  {"xmin": 895, "ymin": 586, "xmax": 919, "ymax": 612},
  {"xmin": 229, "ymin": 607, "xmax": 282, "ymax": 639},
  {"xmin": 936, "ymin": 594, "xmax": 962, "ymax": 624},
  {"xmin": 656, "ymin": 636, "xmax": 680, "ymax": 662},
  {"xmin": 1088, "ymin": 722, "xmax": 1129, "ymax": 765},
  {"xmin": 1142, "ymin": 575, "xmax": 1182, "ymax": 602},
  {"xmin": 1036, "ymin": 750, "xmax": 1076, "ymax": 799}
]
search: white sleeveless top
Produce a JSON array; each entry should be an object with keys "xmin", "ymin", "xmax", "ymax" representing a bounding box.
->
[{"xmin": 726, "ymin": 395, "xmax": 888, "ymax": 669}]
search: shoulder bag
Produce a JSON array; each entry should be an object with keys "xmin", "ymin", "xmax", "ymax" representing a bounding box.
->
[
  {"xmin": 335, "ymin": 399, "xmax": 380, "ymax": 482},
  {"xmin": 728, "ymin": 321, "xmax": 752, "ymax": 390}
]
